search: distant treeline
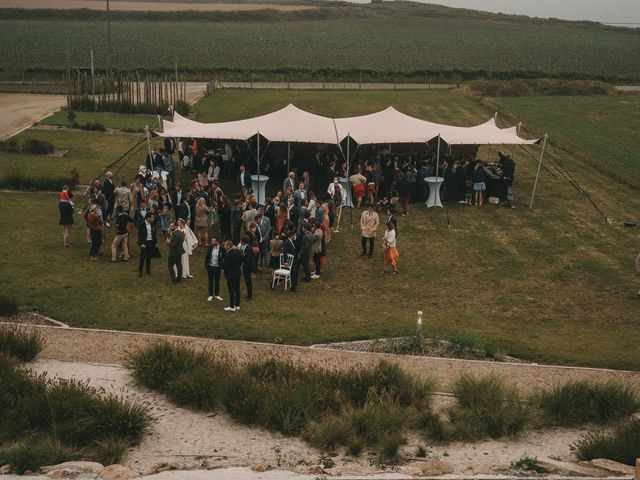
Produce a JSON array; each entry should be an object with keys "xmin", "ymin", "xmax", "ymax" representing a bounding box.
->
[
  {"xmin": 2, "ymin": 67, "xmax": 636, "ymax": 84},
  {"xmin": 1, "ymin": 5, "xmax": 638, "ymax": 32}
]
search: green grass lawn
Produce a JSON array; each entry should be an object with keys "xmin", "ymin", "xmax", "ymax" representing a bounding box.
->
[
  {"xmin": 1, "ymin": 89, "xmax": 639, "ymax": 370},
  {"xmin": 39, "ymin": 111, "xmax": 159, "ymax": 132},
  {"xmin": 0, "ymin": 129, "xmax": 154, "ymax": 184},
  {"xmin": 487, "ymin": 93, "xmax": 640, "ymax": 189}
]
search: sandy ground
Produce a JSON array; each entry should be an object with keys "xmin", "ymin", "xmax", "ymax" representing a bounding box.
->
[
  {"xmin": 0, "ymin": 0, "xmax": 314, "ymax": 12},
  {"xmin": 27, "ymin": 358, "xmax": 598, "ymax": 476},
  {"xmin": 0, "ymin": 93, "xmax": 66, "ymax": 140}
]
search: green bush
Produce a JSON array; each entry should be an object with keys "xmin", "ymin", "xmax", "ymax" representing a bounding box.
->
[
  {"xmin": 416, "ymin": 410, "xmax": 451, "ymax": 443},
  {"xmin": 0, "ymin": 325, "xmax": 44, "ymax": 361},
  {"xmin": 22, "ymin": 138, "xmax": 54, "ymax": 155},
  {"xmin": 468, "ymin": 79, "xmax": 614, "ymax": 97},
  {"xmin": 79, "ymin": 122, "xmax": 106, "ymax": 132},
  {"xmin": 512, "ymin": 455, "xmax": 548, "ymax": 473},
  {"xmin": 0, "ymin": 436, "xmax": 76, "ymax": 475},
  {"xmin": 0, "ymin": 173, "xmax": 77, "ymax": 191},
  {"xmin": 0, "ymin": 138, "xmax": 19, "ymax": 153},
  {"xmin": 0, "ymin": 293, "xmax": 19, "ymax": 316},
  {"xmin": 89, "ymin": 437, "xmax": 129, "ymax": 465},
  {"xmin": 379, "ymin": 433, "xmax": 406, "ymax": 464},
  {"xmin": 128, "ymin": 342, "xmax": 211, "ymax": 391},
  {"xmin": 305, "ymin": 415, "xmax": 353, "ymax": 450},
  {"xmin": 166, "ymin": 366, "xmax": 224, "ymax": 411},
  {"xmin": 539, "ymin": 381, "xmax": 639, "ymax": 426},
  {"xmin": 573, "ymin": 419, "xmax": 640, "ymax": 466},
  {"xmin": 449, "ymin": 374, "xmax": 530, "ymax": 440},
  {"xmin": 0, "ymin": 358, "xmax": 152, "ymax": 469}
]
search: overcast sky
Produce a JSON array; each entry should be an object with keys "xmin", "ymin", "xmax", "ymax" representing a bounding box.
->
[{"xmin": 416, "ymin": 0, "xmax": 640, "ymax": 24}]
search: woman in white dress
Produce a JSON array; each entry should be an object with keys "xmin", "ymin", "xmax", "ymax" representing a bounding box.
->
[{"xmin": 175, "ymin": 219, "xmax": 198, "ymax": 278}]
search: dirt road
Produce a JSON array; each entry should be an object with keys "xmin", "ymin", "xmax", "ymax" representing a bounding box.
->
[
  {"xmin": 0, "ymin": 93, "xmax": 67, "ymax": 140},
  {"xmin": 0, "ymin": 0, "xmax": 314, "ymax": 12}
]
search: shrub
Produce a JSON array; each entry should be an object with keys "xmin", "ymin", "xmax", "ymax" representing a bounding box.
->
[
  {"xmin": 0, "ymin": 436, "xmax": 76, "ymax": 475},
  {"xmin": 446, "ymin": 332, "xmax": 484, "ymax": 358},
  {"xmin": 347, "ymin": 437, "xmax": 365, "ymax": 456},
  {"xmin": 89, "ymin": 437, "xmax": 129, "ymax": 465},
  {"xmin": 0, "ymin": 173, "xmax": 77, "ymax": 191},
  {"xmin": 346, "ymin": 394, "xmax": 408, "ymax": 445},
  {"xmin": 22, "ymin": 138, "xmax": 54, "ymax": 155},
  {"xmin": 449, "ymin": 374, "xmax": 530, "ymax": 440},
  {"xmin": 0, "ymin": 325, "xmax": 44, "ymax": 361},
  {"xmin": 165, "ymin": 366, "xmax": 224, "ymax": 411},
  {"xmin": 0, "ymin": 138, "xmax": 19, "ymax": 153},
  {"xmin": 512, "ymin": 455, "xmax": 548, "ymax": 473},
  {"xmin": 573, "ymin": 419, "xmax": 640, "ymax": 466},
  {"xmin": 0, "ymin": 293, "xmax": 19, "ymax": 316},
  {"xmin": 128, "ymin": 342, "xmax": 211, "ymax": 391},
  {"xmin": 416, "ymin": 410, "xmax": 451, "ymax": 443},
  {"xmin": 305, "ymin": 415, "xmax": 353, "ymax": 450},
  {"xmin": 379, "ymin": 433, "xmax": 406, "ymax": 464},
  {"xmin": 468, "ymin": 79, "xmax": 615, "ymax": 97},
  {"xmin": 79, "ymin": 122, "xmax": 106, "ymax": 132},
  {"xmin": 539, "ymin": 381, "xmax": 639, "ymax": 426},
  {"xmin": 221, "ymin": 375, "xmax": 266, "ymax": 425}
]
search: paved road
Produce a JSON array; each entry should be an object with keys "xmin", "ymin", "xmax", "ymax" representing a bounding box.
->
[{"xmin": 0, "ymin": 93, "xmax": 66, "ymax": 140}]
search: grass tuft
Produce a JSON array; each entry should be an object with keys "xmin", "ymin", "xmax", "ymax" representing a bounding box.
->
[
  {"xmin": 573, "ymin": 419, "xmax": 640, "ymax": 466},
  {"xmin": 449, "ymin": 374, "xmax": 530, "ymax": 440},
  {"xmin": 0, "ymin": 325, "xmax": 44, "ymax": 362},
  {"xmin": 0, "ymin": 436, "xmax": 76, "ymax": 475},
  {"xmin": 0, "ymin": 293, "xmax": 19, "ymax": 316},
  {"xmin": 538, "ymin": 381, "xmax": 639, "ymax": 426}
]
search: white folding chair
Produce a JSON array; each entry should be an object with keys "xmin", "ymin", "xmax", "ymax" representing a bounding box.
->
[{"xmin": 272, "ymin": 253, "xmax": 294, "ymax": 290}]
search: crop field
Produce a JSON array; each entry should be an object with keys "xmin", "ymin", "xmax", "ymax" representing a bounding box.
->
[
  {"xmin": 1, "ymin": 15, "xmax": 639, "ymax": 79},
  {"xmin": 1, "ymin": 89, "xmax": 639, "ymax": 370}
]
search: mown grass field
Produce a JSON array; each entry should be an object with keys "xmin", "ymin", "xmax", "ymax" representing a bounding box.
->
[
  {"xmin": 0, "ymin": 89, "xmax": 639, "ymax": 370},
  {"xmin": 1, "ymin": 14, "xmax": 639, "ymax": 79}
]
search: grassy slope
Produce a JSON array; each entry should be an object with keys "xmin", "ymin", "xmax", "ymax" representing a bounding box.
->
[
  {"xmin": 0, "ymin": 129, "xmax": 144, "ymax": 184},
  {"xmin": 39, "ymin": 111, "xmax": 158, "ymax": 131},
  {"xmin": 0, "ymin": 16, "xmax": 639, "ymax": 78},
  {"xmin": 1, "ymin": 89, "xmax": 639, "ymax": 370}
]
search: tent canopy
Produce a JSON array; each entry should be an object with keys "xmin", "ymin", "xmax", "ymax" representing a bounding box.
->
[{"xmin": 156, "ymin": 104, "xmax": 538, "ymax": 146}]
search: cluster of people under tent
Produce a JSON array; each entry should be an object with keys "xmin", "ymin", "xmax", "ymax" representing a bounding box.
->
[{"xmin": 58, "ymin": 136, "xmax": 516, "ymax": 309}]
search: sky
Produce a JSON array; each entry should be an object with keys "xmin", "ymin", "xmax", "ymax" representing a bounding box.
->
[{"xmin": 349, "ymin": 0, "xmax": 640, "ymax": 25}]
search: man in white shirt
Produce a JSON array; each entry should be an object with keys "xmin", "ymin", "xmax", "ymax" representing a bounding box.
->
[{"xmin": 205, "ymin": 237, "xmax": 224, "ymax": 301}]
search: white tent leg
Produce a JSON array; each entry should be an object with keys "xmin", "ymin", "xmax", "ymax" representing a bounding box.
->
[{"xmin": 529, "ymin": 134, "xmax": 548, "ymax": 209}]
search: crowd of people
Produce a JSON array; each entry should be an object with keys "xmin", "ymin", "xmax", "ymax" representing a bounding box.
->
[{"xmin": 57, "ymin": 137, "xmax": 518, "ymax": 308}]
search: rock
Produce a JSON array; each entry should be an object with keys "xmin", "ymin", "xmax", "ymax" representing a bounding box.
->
[
  {"xmin": 583, "ymin": 459, "xmax": 635, "ymax": 476},
  {"xmin": 251, "ymin": 463, "xmax": 271, "ymax": 472},
  {"xmin": 42, "ymin": 462, "xmax": 105, "ymax": 474},
  {"xmin": 462, "ymin": 464, "xmax": 495, "ymax": 475},
  {"xmin": 0, "ymin": 465, "xmax": 11, "ymax": 475},
  {"xmin": 537, "ymin": 459, "xmax": 609, "ymax": 477},
  {"xmin": 324, "ymin": 466, "xmax": 380, "ymax": 476},
  {"xmin": 152, "ymin": 462, "xmax": 184, "ymax": 473},
  {"xmin": 416, "ymin": 460, "xmax": 455, "ymax": 476},
  {"xmin": 398, "ymin": 466, "xmax": 424, "ymax": 476},
  {"xmin": 99, "ymin": 464, "xmax": 139, "ymax": 480},
  {"xmin": 293, "ymin": 465, "xmax": 324, "ymax": 475},
  {"xmin": 47, "ymin": 470, "xmax": 80, "ymax": 479}
]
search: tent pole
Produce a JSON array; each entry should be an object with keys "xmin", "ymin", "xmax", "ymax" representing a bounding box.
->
[
  {"xmin": 529, "ymin": 134, "xmax": 548, "ymax": 209},
  {"xmin": 145, "ymin": 125, "xmax": 153, "ymax": 171},
  {"xmin": 512, "ymin": 122, "xmax": 521, "ymax": 159},
  {"xmin": 435, "ymin": 134, "xmax": 441, "ymax": 177},
  {"xmin": 347, "ymin": 133, "xmax": 350, "ymax": 176},
  {"xmin": 257, "ymin": 132, "xmax": 260, "ymax": 201},
  {"xmin": 487, "ymin": 144, "xmax": 492, "ymax": 162},
  {"xmin": 287, "ymin": 142, "xmax": 291, "ymax": 175}
]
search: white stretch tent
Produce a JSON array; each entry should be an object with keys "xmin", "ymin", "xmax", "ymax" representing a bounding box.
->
[{"xmin": 156, "ymin": 104, "xmax": 538, "ymax": 147}]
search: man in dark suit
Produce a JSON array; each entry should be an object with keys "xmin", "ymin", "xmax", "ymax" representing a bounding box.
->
[
  {"xmin": 287, "ymin": 197, "xmax": 299, "ymax": 228},
  {"xmin": 231, "ymin": 201, "xmax": 244, "ymax": 245},
  {"xmin": 238, "ymin": 164, "xmax": 250, "ymax": 196},
  {"xmin": 166, "ymin": 222, "xmax": 185, "ymax": 284},
  {"xmin": 282, "ymin": 232, "xmax": 299, "ymax": 292},
  {"xmin": 386, "ymin": 206, "xmax": 398, "ymax": 236},
  {"xmin": 222, "ymin": 240, "xmax": 243, "ymax": 311},
  {"xmin": 146, "ymin": 149, "xmax": 162, "ymax": 172},
  {"xmin": 239, "ymin": 235, "xmax": 256, "ymax": 300},
  {"xmin": 102, "ymin": 171, "xmax": 115, "ymax": 223},
  {"xmin": 137, "ymin": 212, "xmax": 157, "ymax": 276},
  {"xmin": 177, "ymin": 194, "xmax": 191, "ymax": 226},
  {"xmin": 205, "ymin": 237, "xmax": 224, "ymax": 301},
  {"xmin": 171, "ymin": 182, "xmax": 184, "ymax": 219}
]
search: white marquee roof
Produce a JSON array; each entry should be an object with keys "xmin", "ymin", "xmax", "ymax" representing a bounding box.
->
[{"xmin": 156, "ymin": 104, "xmax": 538, "ymax": 146}]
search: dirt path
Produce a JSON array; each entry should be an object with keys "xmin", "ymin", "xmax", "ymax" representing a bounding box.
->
[
  {"xmin": 0, "ymin": 93, "xmax": 66, "ymax": 140},
  {"xmin": 0, "ymin": 0, "xmax": 314, "ymax": 12},
  {"xmin": 29, "ymin": 358, "xmax": 600, "ymax": 476},
  {"xmin": 31, "ymin": 325, "xmax": 640, "ymax": 394}
]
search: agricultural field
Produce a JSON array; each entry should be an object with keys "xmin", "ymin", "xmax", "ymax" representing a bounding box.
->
[
  {"xmin": 1, "ymin": 6, "xmax": 639, "ymax": 80},
  {"xmin": 1, "ymin": 89, "xmax": 639, "ymax": 370}
]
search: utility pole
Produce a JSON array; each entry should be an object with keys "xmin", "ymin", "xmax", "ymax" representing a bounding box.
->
[{"xmin": 106, "ymin": 0, "xmax": 113, "ymax": 79}]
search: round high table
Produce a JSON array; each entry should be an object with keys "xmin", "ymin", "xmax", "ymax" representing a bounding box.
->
[
  {"xmin": 338, "ymin": 177, "xmax": 354, "ymax": 208},
  {"xmin": 425, "ymin": 176, "xmax": 444, "ymax": 208},
  {"xmin": 251, "ymin": 175, "xmax": 269, "ymax": 204}
]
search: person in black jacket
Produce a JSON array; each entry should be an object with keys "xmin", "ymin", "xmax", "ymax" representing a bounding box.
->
[
  {"xmin": 137, "ymin": 212, "xmax": 157, "ymax": 276},
  {"xmin": 166, "ymin": 223, "xmax": 185, "ymax": 284},
  {"xmin": 230, "ymin": 201, "xmax": 244, "ymax": 245},
  {"xmin": 282, "ymin": 232, "xmax": 299, "ymax": 292},
  {"xmin": 205, "ymin": 237, "xmax": 224, "ymax": 301},
  {"xmin": 239, "ymin": 235, "xmax": 256, "ymax": 300},
  {"xmin": 102, "ymin": 172, "xmax": 116, "ymax": 224},
  {"xmin": 110, "ymin": 205, "xmax": 132, "ymax": 262},
  {"xmin": 223, "ymin": 240, "xmax": 243, "ymax": 311}
]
